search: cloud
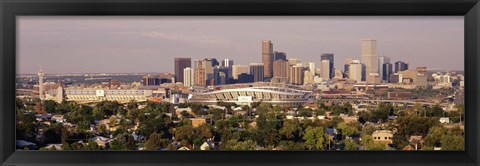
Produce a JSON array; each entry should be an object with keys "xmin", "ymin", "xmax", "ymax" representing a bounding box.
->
[{"xmin": 113, "ymin": 31, "xmax": 230, "ymax": 46}]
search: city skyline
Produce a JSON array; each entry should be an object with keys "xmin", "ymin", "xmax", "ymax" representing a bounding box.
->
[{"xmin": 18, "ymin": 16, "xmax": 464, "ymax": 74}]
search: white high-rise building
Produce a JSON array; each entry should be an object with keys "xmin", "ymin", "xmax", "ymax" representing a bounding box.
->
[
  {"xmin": 361, "ymin": 39, "xmax": 378, "ymax": 76},
  {"xmin": 349, "ymin": 60, "xmax": 363, "ymax": 82},
  {"xmin": 222, "ymin": 59, "xmax": 234, "ymax": 67},
  {"xmin": 183, "ymin": 67, "xmax": 194, "ymax": 87},
  {"xmin": 38, "ymin": 69, "xmax": 45, "ymax": 100},
  {"xmin": 321, "ymin": 60, "xmax": 330, "ymax": 81},
  {"xmin": 307, "ymin": 62, "xmax": 316, "ymax": 77},
  {"xmin": 222, "ymin": 59, "xmax": 234, "ymax": 79}
]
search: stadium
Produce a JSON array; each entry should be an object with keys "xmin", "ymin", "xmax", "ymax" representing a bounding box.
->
[{"xmin": 188, "ymin": 84, "xmax": 313, "ymax": 106}]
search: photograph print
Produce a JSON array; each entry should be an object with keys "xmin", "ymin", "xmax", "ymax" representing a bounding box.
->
[{"xmin": 15, "ymin": 16, "xmax": 465, "ymax": 151}]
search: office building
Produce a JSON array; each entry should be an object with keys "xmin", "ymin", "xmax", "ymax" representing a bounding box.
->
[
  {"xmin": 366, "ymin": 73, "xmax": 382, "ymax": 84},
  {"xmin": 194, "ymin": 68, "xmax": 206, "ymax": 86},
  {"xmin": 196, "ymin": 58, "xmax": 215, "ymax": 84},
  {"xmin": 222, "ymin": 59, "xmax": 234, "ymax": 79},
  {"xmin": 262, "ymin": 40, "xmax": 274, "ymax": 78},
  {"xmin": 394, "ymin": 61, "xmax": 409, "ymax": 73},
  {"xmin": 274, "ymin": 51, "xmax": 287, "ymax": 61},
  {"xmin": 307, "ymin": 62, "xmax": 316, "ymax": 77},
  {"xmin": 398, "ymin": 70, "xmax": 428, "ymax": 87},
  {"xmin": 382, "ymin": 63, "xmax": 393, "ymax": 82},
  {"xmin": 320, "ymin": 60, "xmax": 330, "ymax": 81},
  {"xmin": 334, "ymin": 68, "xmax": 343, "ymax": 79},
  {"xmin": 222, "ymin": 59, "xmax": 234, "ymax": 67},
  {"xmin": 210, "ymin": 58, "xmax": 220, "ymax": 67},
  {"xmin": 273, "ymin": 60, "xmax": 289, "ymax": 82},
  {"xmin": 361, "ymin": 39, "xmax": 378, "ymax": 76},
  {"xmin": 214, "ymin": 66, "xmax": 229, "ymax": 85},
  {"xmin": 303, "ymin": 70, "xmax": 314, "ymax": 85},
  {"xmin": 378, "ymin": 56, "xmax": 390, "ymax": 80},
  {"xmin": 349, "ymin": 60, "xmax": 363, "ymax": 82},
  {"xmin": 390, "ymin": 74, "xmax": 400, "ymax": 83},
  {"xmin": 320, "ymin": 53, "xmax": 334, "ymax": 79},
  {"xmin": 183, "ymin": 67, "xmax": 194, "ymax": 87},
  {"xmin": 157, "ymin": 73, "xmax": 174, "ymax": 84},
  {"xmin": 344, "ymin": 58, "xmax": 353, "ymax": 76},
  {"xmin": 143, "ymin": 75, "xmax": 160, "ymax": 86},
  {"xmin": 288, "ymin": 58, "xmax": 301, "ymax": 66},
  {"xmin": 417, "ymin": 67, "xmax": 428, "ymax": 75},
  {"xmin": 232, "ymin": 65, "xmax": 249, "ymax": 80},
  {"xmin": 216, "ymin": 72, "xmax": 227, "ymax": 85},
  {"xmin": 174, "ymin": 58, "xmax": 191, "ymax": 83},
  {"xmin": 288, "ymin": 65, "xmax": 305, "ymax": 85},
  {"xmin": 237, "ymin": 73, "xmax": 254, "ymax": 83},
  {"xmin": 250, "ymin": 63, "xmax": 265, "ymax": 82}
]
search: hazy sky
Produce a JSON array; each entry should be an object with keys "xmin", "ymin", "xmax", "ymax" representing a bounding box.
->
[{"xmin": 17, "ymin": 16, "xmax": 464, "ymax": 74}]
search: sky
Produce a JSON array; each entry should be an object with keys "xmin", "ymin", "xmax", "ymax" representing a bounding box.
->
[{"xmin": 17, "ymin": 16, "xmax": 464, "ymax": 74}]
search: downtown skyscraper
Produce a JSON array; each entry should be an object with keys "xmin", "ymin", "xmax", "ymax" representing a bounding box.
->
[
  {"xmin": 250, "ymin": 63, "xmax": 265, "ymax": 82},
  {"xmin": 232, "ymin": 65, "xmax": 248, "ymax": 80},
  {"xmin": 183, "ymin": 67, "xmax": 194, "ymax": 87},
  {"xmin": 262, "ymin": 40, "xmax": 274, "ymax": 78},
  {"xmin": 361, "ymin": 39, "xmax": 378, "ymax": 76},
  {"xmin": 273, "ymin": 59, "xmax": 289, "ymax": 83},
  {"xmin": 320, "ymin": 53, "xmax": 334, "ymax": 79},
  {"xmin": 378, "ymin": 56, "xmax": 391, "ymax": 81},
  {"xmin": 174, "ymin": 58, "xmax": 191, "ymax": 83},
  {"xmin": 274, "ymin": 51, "xmax": 287, "ymax": 61},
  {"xmin": 395, "ymin": 61, "xmax": 409, "ymax": 73}
]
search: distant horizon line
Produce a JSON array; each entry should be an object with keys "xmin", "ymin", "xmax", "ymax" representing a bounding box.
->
[{"xmin": 16, "ymin": 69, "xmax": 465, "ymax": 76}]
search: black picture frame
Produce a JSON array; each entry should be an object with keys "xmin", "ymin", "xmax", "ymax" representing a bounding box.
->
[{"xmin": 1, "ymin": 0, "xmax": 479, "ymax": 166}]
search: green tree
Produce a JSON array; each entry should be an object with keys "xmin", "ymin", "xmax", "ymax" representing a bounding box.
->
[
  {"xmin": 221, "ymin": 139, "xmax": 256, "ymax": 150},
  {"xmin": 255, "ymin": 114, "xmax": 280, "ymax": 147},
  {"xmin": 280, "ymin": 119, "xmax": 301, "ymax": 140},
  {"xmin": 174, "ymin": 125, "xmax": 195, "ymax": 144},
  {"xmin": 344, "ymin": 138, "xmax": 358, "ymax": 150},
  {"xmin": 109, "ymin": 116, "xmax": 117, "ymax": 127},
  {"xmin": 303, "ymin": 126, "xmax": 326, "ymax": 150},
  {"xmin": 424, "ymin": 126, "xmax": 447, "ymax": 147},
  {"xmin": 278, "ymin": 141, "xmax": 305, "ymax": 150},
  {"xmin": 16, "ymin": 109, "xmax": 36, "ymax": 137},
  {"xmin": 357, "ymin": 111, "xmax": 372, "ymax": 124},
  {"xmin": 361, "ymin": 123, "xmax": 378, "ymax": 135},
  {"xmin": 336, "ymin": 122, "xmax": 358, "ymax": 140},
  {"xmin": 44, "ymin": 124, "xmax": 63, "ymax": 144},
  {"xmin": 92, "ymin": 107, "xmax": 105, "ymax": 120},
  {"xmin": 440, "ymin": 134, "xmax": 464, "ymax": 150},
  {"xmin": 118, "ymin": 106, "xmax": 127, "ymax": 116},
  {"xmin": 360, "ymin": 134, "xmax": 387, "ymax": 150},
  {"xmin": 144, "ymin": 133, "xmax": 167, "ymax": 150},
  {"xmin": 44, "ymin": 100, "xmax": 57, "ymax": 113},
  {"xmin": 34, "ymin": 102, "xmax": 46, "ymax": 114},
  {"xmin": 371, "ymin": 103, "xmax": 393, "ymax": 123},
  {"xmin": 83, "ymin": 140, "xmax": 102, "ymax": 150},
  {"xmin": 61, "ymin": 127, "xmax": 69, "ymax": 144},
  {"xmin": 62, "ymin": 143, "xmax": 73, "ymax": 150},
  {"xmin": 196, "ymin": 124, "xmax": 213, "ymax": 139},
  {"xmin": 109, "ymin": 139, "xmax": 127, "ymax": 150},
  {"xmin": 298, "ymin": 108, "xmax": 313, "ymax": 117},
  {"xmin": 16, "ymin": 97, "xmax": 25, "ymax": 110},
  {"xmin": 430, "ymin": 105, "xmax": 445, "ymax": 117}
]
